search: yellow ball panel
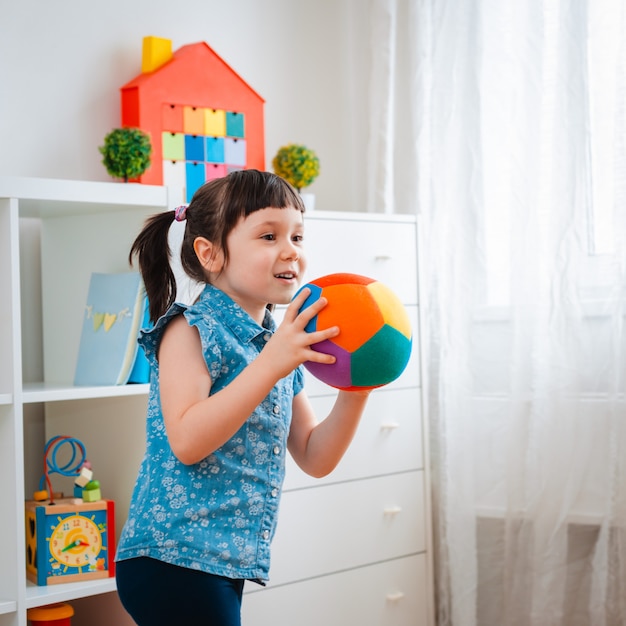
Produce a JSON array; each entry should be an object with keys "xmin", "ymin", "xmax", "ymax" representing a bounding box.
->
[{"xmin": 367, "ymin": 281, "xmax": 412, "ymax": 339}]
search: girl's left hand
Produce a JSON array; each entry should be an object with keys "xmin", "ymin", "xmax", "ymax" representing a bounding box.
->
[{"xmin": 265, "ymin": 288, "xmax": 339, "ymax": 378}]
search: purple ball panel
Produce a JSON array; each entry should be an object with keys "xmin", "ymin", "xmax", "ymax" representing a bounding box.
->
[{"xmin": 304, "ymin": 340, "xmax": 352, "ymax": 388}]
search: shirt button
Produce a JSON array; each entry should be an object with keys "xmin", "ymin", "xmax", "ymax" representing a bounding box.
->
[
  {"xmin": 273, "ymin": 446, "xmax": 281, "ymax": 455},
  {"xmin": 263, "ymin": 333, "xmax": 271, "ymax": 342},
  {"xmin": 263, "ymin": 530, "xmax": 270, "ymax": 540},
  {"xmin": 273, "ymin": 405, "xmax": 280, "ymax": 415},
  {"xmin": 271, "ymin": 488, "xmax": 279, "ymax": 497}
]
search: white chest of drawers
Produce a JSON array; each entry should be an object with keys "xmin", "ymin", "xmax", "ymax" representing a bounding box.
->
[{"xmin": 242, "ymin": 211, "xmax": 434, "ymax": 626}]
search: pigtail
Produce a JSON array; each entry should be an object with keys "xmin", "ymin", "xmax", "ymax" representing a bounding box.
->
[{"xmin": 129, "ymin": 211, "xmax": 178, "ymax": 323}]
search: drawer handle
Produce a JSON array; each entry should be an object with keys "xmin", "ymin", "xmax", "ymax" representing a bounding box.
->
[
  {"xmin": 383, "ymin": 506, "xmax": 403, "ymax": 516},
  {"xmin": 386, "ymin": 591, "xmax": 405, "ymax": 602},
  {"xmin": 375, "ymin": 254, "xmax": 392, "ymax": 261},
  {"xmin": 380, "ymin": 421, "xmax": 400, "ymax": 431}
]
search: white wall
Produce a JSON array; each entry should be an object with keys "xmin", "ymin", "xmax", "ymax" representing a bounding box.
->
[
  {"xmin": 0, "ymin": 0, "xmax": 370, "ymax": 212},
  {"xmin": 1, "ymin": 5, "xmax": 371, "ymax": 624}
]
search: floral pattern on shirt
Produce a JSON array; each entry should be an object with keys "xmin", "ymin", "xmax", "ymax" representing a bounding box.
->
[{"xmin": 116, "ymin": 285, "xmax": 304, "ymax": 581}]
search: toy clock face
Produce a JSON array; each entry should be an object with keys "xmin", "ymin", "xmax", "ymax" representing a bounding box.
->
[{"xmin": 49, "ymin": 514, "xmax": 104, "ymax": 567}]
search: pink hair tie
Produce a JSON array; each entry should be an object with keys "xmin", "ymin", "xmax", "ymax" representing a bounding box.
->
[{"xmin": 174, "ymin": 204, "xmax": 188, "ymax": 222}]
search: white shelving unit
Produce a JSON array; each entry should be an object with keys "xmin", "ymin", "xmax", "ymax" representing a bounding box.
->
[
  {"xmin": 0, "ymin": 177, "xmax": 173, "ymax": 626},
  {"xmin": 0, "ymin": 177, "xmax": 434, "ymax": 626}
]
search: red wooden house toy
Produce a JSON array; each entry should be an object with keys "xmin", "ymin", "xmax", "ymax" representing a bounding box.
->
[{"xmin": 121, "ymin": 37, "xmax": 265, "ymax": 201}]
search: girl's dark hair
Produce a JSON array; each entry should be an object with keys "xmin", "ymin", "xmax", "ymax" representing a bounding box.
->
[{"xmin": 129, "ymin": 169, "xmax": 305, "ymax": 323}]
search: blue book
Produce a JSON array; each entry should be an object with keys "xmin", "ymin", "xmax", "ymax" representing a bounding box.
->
[
  {"xmin": 74, "ymin": 272, "xmax": 150, "ymax": 386},
  {"xmin": 127, "ymin": 295, "xmax": 152, "ymax": 384}
]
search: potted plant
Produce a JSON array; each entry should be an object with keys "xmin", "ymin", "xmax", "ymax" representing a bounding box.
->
[
  {"xmin": 99, "ymin": 127, "xmax": 152, "ymax": 182},
  {"xmin": 272, "ymin": 143, "xmax": 320, "ymax": 209}
]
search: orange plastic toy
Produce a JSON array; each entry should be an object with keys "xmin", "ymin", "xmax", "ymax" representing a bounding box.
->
[{"xmin": 27, "ymin": 602, "xmax": 74, "ymax": 626}]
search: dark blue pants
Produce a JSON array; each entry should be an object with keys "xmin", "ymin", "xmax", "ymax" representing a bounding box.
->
[{"xmin": 116, "ymin": 557, "xmax": 245, "ymax": 626}]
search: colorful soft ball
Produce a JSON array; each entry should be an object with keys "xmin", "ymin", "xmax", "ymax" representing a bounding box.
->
[{"xmin": 295, "ymin": 273, "xmax": 412, "ymax": 391}]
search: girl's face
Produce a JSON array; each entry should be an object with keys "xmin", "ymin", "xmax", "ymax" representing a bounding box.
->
[{"xmin": 211, "ymin": 206, "xmax": 306, "ymax": 322}]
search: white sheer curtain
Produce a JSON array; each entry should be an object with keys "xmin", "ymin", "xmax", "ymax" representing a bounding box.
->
[{"xmin": 366, "ymin": 1, "xmax": 626, "ymax": 624}]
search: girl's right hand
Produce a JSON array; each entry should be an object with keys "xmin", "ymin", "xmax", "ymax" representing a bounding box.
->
[{"xmin": 265, "ymin": 287, "xmax": 340, "ymax": 378}]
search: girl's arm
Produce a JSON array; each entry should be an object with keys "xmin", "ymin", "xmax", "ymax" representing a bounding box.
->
[
  {"xmin": 159, "ymin": 289, "xmax": 338, "ymax": 465},
  {"xmin": 287, "ymin": 388, "xmax": 370, "ymax": 478}
]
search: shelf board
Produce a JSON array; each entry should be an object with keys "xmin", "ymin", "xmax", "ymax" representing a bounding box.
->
[
  {"xmin": 0, "ymin": 392, "xmax": 12, "ymax": 405},
  {"xmin": 26, "ymin": 577, "xmax": 117, "ymax": 609},
  {"xmin": 0, "ymin": 176, "xmax": 170, "ymax": 218},
  {"xmin": 305, "ymin": 209, "xmax": 417, "ymax": 224},
  {"xmin": 0, "ymin": 598, "xmax": 17, "ymax": 615},
  {"xmin": 23, "ymin": 382, "xmax": 149, "ymax": 404}
]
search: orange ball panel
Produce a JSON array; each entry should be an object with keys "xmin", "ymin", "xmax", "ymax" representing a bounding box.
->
[
  {"xmin": 316, "ymin": 284, "xmax": 384, "ymax": 352},
  {"xmin": 312, "ymin": 272, "xmax": 375, "ymax": 289}
]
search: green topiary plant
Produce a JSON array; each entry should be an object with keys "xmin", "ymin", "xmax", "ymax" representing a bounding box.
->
[
  {"xmin": 272, "ymin": 144, "xmax": 320, "ymax": 191},
  {"xmin": 99, "ymin": 127, "xmax": 152, "ymax": 182}
]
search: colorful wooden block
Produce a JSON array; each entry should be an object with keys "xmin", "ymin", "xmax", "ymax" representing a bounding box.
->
[
  {"xmin": 183, "ymin": 106, "xmax": 205, "ymax": 135},
  {"xmin": 185, "ymin": 135, "xmax": 205, "ymax": 161},
  {"xmin": 142, "ymin": 36, "xmax": 173, "ymax": 73},
  {"xmin": 163, "ymin": 160, "xmax": 187, "ymax": 190},
  {"xmin": 82, "ymin": 488, "xmax": 101, "ymax": 502},
  {"xmin": 186, "ymin": 162, "xmax": 206, "ymax": 202},
  {"xmin": 226, "ymin": 111, "xmax": 245, "ymax": 138},
  {"xmin": 82, "ymin": 480, "xmax": 101, "ymax": 502},
  {"xmin": 74, "ymin": 467, "xmax": 93, "ymax": 488},
  {"xmin": 162, "ymin": 103, "xmax": 184, "ymax": 132},
  {"xmin": 206, "ymin": 163, "xmax": 227, "ymax": 181},
  {"xmin": 204, "ymin": 109, "xmax": 226, "ymax": 136},
  {"xmin": 206, "ymin": 137, "xmax": 225, "ymax": 163},
  {"xmin": 162, "ymin": 132, "xmax": 185, "ymax": 161},
  {"xmin": 224, "ymin": 138, "xmax": 246, "ymax": 166}
]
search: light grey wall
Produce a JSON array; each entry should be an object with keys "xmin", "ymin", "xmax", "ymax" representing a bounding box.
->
[{"xmin": 0, "ymin": 0, "xmax": 370, "ymax": 212}]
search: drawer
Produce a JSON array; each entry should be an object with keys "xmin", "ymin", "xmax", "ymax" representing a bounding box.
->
[
  {"xmin": 302, "ymin": 216, "xmax": 418, "ymax": 304},
  {"xmin": 268, "ymin": 471, "xmax": 425, "ymax": 585},
  {"xmin": 284, "ymin": 387, "xmax": 424, "ymax": 490},
  {"xmin": 242, "ymin": 553, "xmax": 431, "ymax": 626},
  {"xmin": 272, "ymin": 304, "xmax": 421, "ymax": 397}
]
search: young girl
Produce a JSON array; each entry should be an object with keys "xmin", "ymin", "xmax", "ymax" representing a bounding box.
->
[{"xmin": 115, "ymin": 170, "xmax": 371, "ymax": 626}]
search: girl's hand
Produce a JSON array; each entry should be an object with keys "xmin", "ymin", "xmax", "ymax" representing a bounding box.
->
[{"xmin": 264, "ymin": 288, "xmax": 339, "ymax": 378}]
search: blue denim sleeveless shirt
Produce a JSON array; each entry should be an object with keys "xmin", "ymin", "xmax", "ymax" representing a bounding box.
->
[{"xmin": 116, "ymin": 284, "xmax": 304, "ymax": 582}]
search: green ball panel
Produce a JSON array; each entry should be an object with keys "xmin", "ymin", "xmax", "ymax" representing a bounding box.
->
[{"xmin": 350, "ymin": 324, "xmax": 412, "ymax": 387}]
